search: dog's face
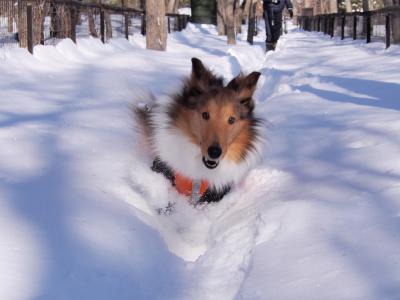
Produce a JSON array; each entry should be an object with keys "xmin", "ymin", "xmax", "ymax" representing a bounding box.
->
[{"xmin": 170, "ymin": 58, "xmax": 261, "ymax": 170}]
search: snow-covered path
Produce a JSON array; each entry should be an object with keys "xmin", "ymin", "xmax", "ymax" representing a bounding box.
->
[
  {"xmin": 1, "ymin": 23, "xmax": 400, "ymax": 300},
  {"xmin": 240, "ymin": 31, "xmax": 400, "ymax": 300}
]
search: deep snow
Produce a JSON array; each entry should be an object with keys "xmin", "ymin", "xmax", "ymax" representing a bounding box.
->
[{"xmin": 1, "ymin": 21, "xmax": 400, "ymax": 300}]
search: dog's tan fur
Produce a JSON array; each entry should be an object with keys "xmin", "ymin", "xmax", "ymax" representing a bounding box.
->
[{"xmin": 135, "ymin": 58, "xmax": 262, "ymax": 193}]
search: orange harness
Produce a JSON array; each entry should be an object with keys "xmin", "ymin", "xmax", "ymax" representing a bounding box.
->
[
  {"xmin": 151, "ymin": 157, "xmax": 229, "ymax": 202},
  {"xmin": 174, "ymin": 171, "xmax": 208, "ymax": 201}
]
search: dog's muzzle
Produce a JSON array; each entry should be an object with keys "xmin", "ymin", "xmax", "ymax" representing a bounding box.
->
[
  {"xmin": 202, "ymin": 157, "xmax": 219, "ymax": 169},
  {"xmin": 203, "ymin": 144, "xmax": 222, "ymax": 169}
]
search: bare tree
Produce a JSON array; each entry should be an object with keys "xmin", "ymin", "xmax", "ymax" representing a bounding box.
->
[
  {"xmin": 242, "ymin": 0, "xmax": 251, "ymax": 20},
  {"xmin": 166, "ymin": 0, "xmax": 179, "ymax": 13},
  {"xmin": 17, "ymin": 0, "xmax": 27, "ymax": 48},
  {"xmin": 105, "ymin": 11, "xmax": 112, "ymax": 39},
  {"xmin": 235, "ymin": 0, "xmax": 242, "ymax": 34},
  {"xmin": 217, "ymin": 0, "xmax": 242, "ymax": 44},
  {"xmin": 225, "ymin": 0, "xmax": 236, "ymax": 44},
  {"xmin": 88, "ymin": 9, "xmax": 98, "ymax": 37},
  {"xmin": 344, "ymin": 0, "xmax": 352, "ymax": 12},
  {"xmin": 125, "ymin": 0, "xmax": 142, "ymax": 8},
  {"xmin": 7, "ymin": 1, "xmax": 14, "ymax": 33},
  {"xmin": 146, "ymin": 0, "xmax": 167, "ymax": 51},
  {"xmin": 217, "ymin": 0, "xmax": 226, "ymax": 35},
  {"xmin": 17, "ymin": 0, "xmax": 46, "ymax": 48}
]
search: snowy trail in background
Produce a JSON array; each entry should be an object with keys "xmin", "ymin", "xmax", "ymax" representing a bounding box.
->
[{"xmin": 1, "ymin": 23, "xmax": 400, "ymax": 300}]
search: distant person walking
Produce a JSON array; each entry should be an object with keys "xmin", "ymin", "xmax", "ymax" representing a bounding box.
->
[{"xmin": 263, "ymin": 0, "xmax": 293, "ymax": 51}]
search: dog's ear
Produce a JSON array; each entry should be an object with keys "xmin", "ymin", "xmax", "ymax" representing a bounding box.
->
[
  {"xmin": 227, "ymin": 71, "xmax": 261, "ymax": 117},
  {"xmin": 191, "ymin": 57, "xmax": 207, "ymax": 81},
  {"xmin": 181, "ymin": 58, "xmax": 224, "ymax": 108},
  {"xmin": 189, "ymin": 57, "xmax": 224, "ymax": 91}
]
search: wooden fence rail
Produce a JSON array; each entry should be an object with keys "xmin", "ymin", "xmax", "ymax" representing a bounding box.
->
[
  {"xmin": 298, "ymin": 7, "xmax": 400, "ymax": 49},
  {"xmin": 298, "ymin": 6, "xmax": 400, "ymax": 48}
]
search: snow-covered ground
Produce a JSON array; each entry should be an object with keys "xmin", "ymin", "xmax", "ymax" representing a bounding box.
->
[{"xmin": 1, "ymin": 22, "xmax": 400, "ymax": 300}]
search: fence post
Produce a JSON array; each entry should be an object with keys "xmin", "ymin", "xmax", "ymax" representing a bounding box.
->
[
  {"xmin": 366, "ymin": 11, "xmax": 371, "ymax": 43},
  {"xmin": 247, "ymin": 2, "xmax": 256, "ymax": 44},
  {"xmin": 341, "ymin": 15, "xmax": 345, "ymax": 39},
  {"xmin": 26, "ymin": 4, "xmax": 33, "ymax": 54},
  {"xmin": 353, "ymin": 14, "xmax": 357, "ymax": 40},
  {"xmin": 326, "ymin": 16, "xmax": 329, "ymax": 35},
  {"xmin": 386, "ymin": 13, "xmax": 391, "ymax": 48},
  {"xmin": 184, "ymin": 15, "xmax": 189, "ymax": 29},
  {"xmin": 180, "ymin": 15, "xmax": 184, "ymax": 31},
  {"xmin": 141, "ymin": 13, "xmax": 146, "ymax": 35},
  {"xmin": 317, "ymin": 16, "xmax": 320, "ymax": 31},
  {"xmin": 180, "ymin": 15, "xmax": 185, "ymax": 31},
  {"xmin": 167, "ymin": 16, "xmax": 171, "ymax": 33},
  {"xmin": 124, "ymin": 13, "xmax": 129, "ymax": 39},
  {"xmin": 330, "ymin": 16, "xmax": 334, "ymax": 38},
  {"xmin": 100, "ymin": 10, "xmax": 105, "ymax": 43},
  {"xmin": 70, "ymin": 7, "xmax": 76, "ymax": 43},
  {"xmin": 327, "ymin": 16, "xmax": 329, "ymax": 34},
  {"xmin": 175, "ymin": 15, "xmax": 180, "ymax": 31}
]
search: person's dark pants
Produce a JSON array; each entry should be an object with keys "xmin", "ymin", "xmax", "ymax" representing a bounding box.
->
[{"xmin": 265, "ymin": 9, "xmax": 283, "ymax": 47}]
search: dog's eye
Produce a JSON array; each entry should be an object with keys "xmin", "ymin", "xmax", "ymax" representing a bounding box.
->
[
  {"xmin": 202, "ymin": 112, "xmax": 210, "ymax": 120},
  {"xmin": 228, "ymin": 116, "xmax": 236, "ymax": 124}
]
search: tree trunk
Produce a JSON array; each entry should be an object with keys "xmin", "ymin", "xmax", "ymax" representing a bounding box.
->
[
  {"xmin": 345, "ymin": 0, "xmax": 352, "ymax": 12},
  {"xmin": 383, "ymin": 0, "xmax": 393, "ymax": 6},
  {"xmin": 17, "ymin": 0, "xmax": 28, "ymax": 48},
  {"xmin": 226, "ymin": 0, "xmax": 236, "ymax": 44},
  {"xmin": 217, "ymin": 0, "xmax": 226, "ymax": 35},
  {"xmin": 88, "ymin": 9, "xmax": 98, "ymax": 37},
  {"xmin": 167, "ymin": 0, "xmax": 179, "ymax": 13},
  {"xmin": 17, "ymin": 0, "xmax": 44, "ymax": 49},
  {"xmin": 8, "ymin": 15, "xmax": 14, "ymax": 33},
  {"xmin": 50, "ymin": 3, "xmax": 66, "ymax": 38},
  {"xmin": 105, "ymin": 11, "xmax": 112, "ymax": 39},
  {"xmin": 62, "ymin": 6, "xmax": 71, "ymax": 39},
  {"xmin": 235, "ymin": 0, "xmax": 242, "ymax": 34},
  {"xmin": 243, "ymin": 0, "xmax": 252, "ymax": 20},
  {"xmin": 329, "ymin": 0, "xmax": 338, "ymax": 13},
  {"xmin": 392, "ymin": 10, "xmax": 400, "ymax": 43},
  {"xmin": 146, "ymin": 0, "xmax": 167, "ymax": 51},
  {"xmin": 32, "ymin": 1, "xmax": 45, "ymax": 45}
]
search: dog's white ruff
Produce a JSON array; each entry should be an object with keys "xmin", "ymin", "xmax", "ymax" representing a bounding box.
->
[{"xmin": 150, "ymin": 107, "xmax": 263, "ymax": 190}]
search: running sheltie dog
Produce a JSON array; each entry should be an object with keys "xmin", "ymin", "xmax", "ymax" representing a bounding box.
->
[{"xmin": 135, "ymin": 58, "xmax": 263, "ymax": 203}]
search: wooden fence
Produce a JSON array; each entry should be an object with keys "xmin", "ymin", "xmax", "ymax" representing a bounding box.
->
[
  {"xmin": 0, "ymin": 0, "xmax": 190, "ymax": 52},
  {"xmin": 298, "ymin": 6, "xmax": 400, "ymax": 48}
]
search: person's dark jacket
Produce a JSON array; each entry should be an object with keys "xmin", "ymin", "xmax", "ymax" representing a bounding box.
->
[{"xmin": 263, "ymin": 0, "xmax": 293, "ymax": 14}]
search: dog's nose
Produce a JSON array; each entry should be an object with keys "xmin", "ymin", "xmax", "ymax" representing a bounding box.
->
[{"xmin": 208, "ymin": 145, "xmax": 222, "ymax": 159}]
